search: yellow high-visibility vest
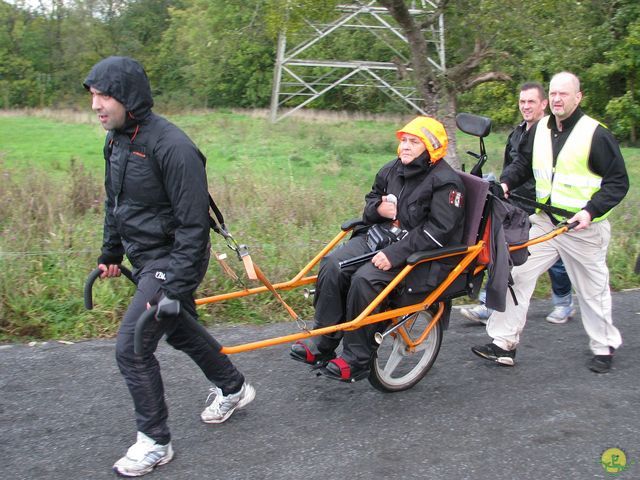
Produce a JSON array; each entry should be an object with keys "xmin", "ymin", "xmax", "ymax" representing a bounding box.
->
[{"xmin": 532, "ymin": 114, "xmax": 610, "ymax": 221}]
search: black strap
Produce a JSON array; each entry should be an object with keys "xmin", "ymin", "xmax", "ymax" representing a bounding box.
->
[
  {"xmin": 507, "ymin": 273, "xmax": 519, "ymax": 306},
  {"xmin": 508, "ymin": 193, "xmax": 576, "ymax": 219},
  {"xmin": 208, "ymin": 195, "xmax": 230, "ymax": 238}
]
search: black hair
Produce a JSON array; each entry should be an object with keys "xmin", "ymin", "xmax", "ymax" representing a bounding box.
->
[{"xmin": 520, "ymin": 82, "xmax": 546, "ymax": 100}]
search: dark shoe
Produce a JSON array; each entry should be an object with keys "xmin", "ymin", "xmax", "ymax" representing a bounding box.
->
[
  {"xmin": 290, "ymin": 340, "xmax": 336, "ymax": 366},
  {"xmin": 318, "ymin": 357, "xmax": 370, "ymax": 383},
  {"xmin": 588, "ymin": 354, "xmax": 612, "ymax": 373},
  {"xmin": 471, "ymin": 343, "xmax": 516, "ymax": 366}
]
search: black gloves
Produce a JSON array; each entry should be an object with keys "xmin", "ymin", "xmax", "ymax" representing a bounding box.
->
[
  {"xmin": 150, "ymin": 292, "xmax": 181, "ymax": 318},
  {"xmin": 97, "ymin": 253, "xmax": 124, "ymax": 266},
  {"xmin": 488, "ymin": 181, "xmax": 507, "ymax": 200}
]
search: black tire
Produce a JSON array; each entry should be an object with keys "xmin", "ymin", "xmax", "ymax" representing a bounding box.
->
[{"xmin": 368, "ymin": 303, "xmax": 445, "ymax": 393}]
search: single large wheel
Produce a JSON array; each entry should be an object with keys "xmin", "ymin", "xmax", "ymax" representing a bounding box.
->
[{"xmin": 368, "ymin": 303, "xmax": 445, "ymax": 392}]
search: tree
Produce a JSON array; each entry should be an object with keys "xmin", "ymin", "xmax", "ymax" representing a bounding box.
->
[
  {"xmin": 0, "ymin": 3, "xmax": 36, "ymax": 107},
  {"xmin": 369, "ymin": 0, "xmax": 514, "ymax": 166},
  {"xmin": 587, "ymin": 2, "xmax": 640, "ymax": 143},
  {"xmin": 154, "ymin": 0, "xmax": 274, "ymax": 108},
  {"xmin": 1, "ymin": 0, "xmax": 636, "ymax": 139},
  {"xmin": 260, "ymin": 0, "xmax": 515, "ymax": 164}
]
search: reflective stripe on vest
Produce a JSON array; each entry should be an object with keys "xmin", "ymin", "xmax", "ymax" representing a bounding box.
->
[{"xmin": 532, "ymin": 115, "xmax": 609, "ymax": 221}]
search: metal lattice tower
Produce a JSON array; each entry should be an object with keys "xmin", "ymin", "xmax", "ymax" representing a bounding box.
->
[{"xmin": 269, "ymin": 0, "xmax": 445, "ymax": 122}]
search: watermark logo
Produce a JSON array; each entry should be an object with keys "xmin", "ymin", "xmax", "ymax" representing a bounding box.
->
[{"xmin": 600, "ymin": 447, "xmax": 634, "ymax": 475}]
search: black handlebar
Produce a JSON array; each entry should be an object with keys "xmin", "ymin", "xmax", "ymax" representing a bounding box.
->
[
  {"xmin": 84, "ymin": 265, "xmax": 218, "ymax": 356},
  {"xmin": 565, "ymin": 221, "xmax": 579, "ymax": 230},
  {"xmin": 339, "ymin": 251, "xmax": 377, "ymax": 269},
  {"xmin": 84, "ymin": 266, "xmax": 135, "ymax": 310}
]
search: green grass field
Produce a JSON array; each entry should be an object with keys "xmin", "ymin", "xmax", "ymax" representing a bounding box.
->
[{"xmin": 0, "ymin": 109, "xmax": 638, "ymax": 341}]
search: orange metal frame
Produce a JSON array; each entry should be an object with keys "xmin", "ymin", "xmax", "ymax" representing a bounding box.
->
[{"xmin": 196, "ymin": 224, "xmax": 570, "ymax": 355}]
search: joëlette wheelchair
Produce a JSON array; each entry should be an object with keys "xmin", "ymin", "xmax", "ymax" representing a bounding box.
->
[{"xmin": 85, "ymin": 113, "xmax": 572, "ymax": 393}]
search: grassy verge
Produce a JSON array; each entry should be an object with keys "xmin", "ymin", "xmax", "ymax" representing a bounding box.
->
[{"xmin": 0, "ymin": 109, "xmax": 638, "ymax": 341}]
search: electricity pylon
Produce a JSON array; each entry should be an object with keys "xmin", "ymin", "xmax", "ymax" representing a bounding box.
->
[{"xmin": 270, "ymin": 0, "xmax": 445, "ymax": 122}]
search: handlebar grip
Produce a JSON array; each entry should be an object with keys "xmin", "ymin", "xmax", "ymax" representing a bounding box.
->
[
  {"xmin": 134, "ymin": 306, "xmax": 219, "ymax": 356},
  {"xmin": 84, "ymin": 266, "xmax": 135, "ymax": 310},
  {"xmin": 566, "ymin": 221, "xmax": 579, "ymax": 230},
  {"xmin": 339, "ymin": 251, "xmax": 377, "ymax": 269},
  {"xmin": 340, "ymin": 218, "xmax": 367, "ymax": 231}
]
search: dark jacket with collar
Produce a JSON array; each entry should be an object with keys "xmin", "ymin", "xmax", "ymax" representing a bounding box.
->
[
  {"xmin": 362, "ymin": 152, "xmax": 466, "ymax": 293},
  {"xmin": 84, "ymin": 56, "xmax": 210, "ymax": 301},
  {"xmin": 503, "ymin": 121, "xmax": 536, "ymax": 214}
]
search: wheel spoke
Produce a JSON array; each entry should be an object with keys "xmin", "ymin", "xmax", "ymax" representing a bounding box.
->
[
  {"xmin": 370, "ymin": 305, "xmax": 445, "ymax": 392},
  {"xmin": 382, "ymin": 337, "xmax": 405, "ymax": 375}
]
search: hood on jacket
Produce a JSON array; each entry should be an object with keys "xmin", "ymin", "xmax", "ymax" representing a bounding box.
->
[
  {"xmin": 83, "ymin": 56, "xmax": 153, "ymax": 128},
  {"xmin": 396, "ymin": 116, "xmax": 448, "ymax": 162}
]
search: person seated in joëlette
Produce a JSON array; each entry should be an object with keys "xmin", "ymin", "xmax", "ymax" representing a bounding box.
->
[{"xmin": 290, "ymin": 116, "xmax": 466, "ymax": 382}]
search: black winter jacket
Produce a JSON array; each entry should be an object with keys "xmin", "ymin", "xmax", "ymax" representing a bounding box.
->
[
  {"xmin": 362, "ymin": 152, "xmax": 466, "ymax": 293},
  {"xmin": 84, "ymin": 57, "xmax": 210, "ymax": 301},
  {"xmin": 503, "ymin": 122, "xmax": 536, "ymax": 214}
]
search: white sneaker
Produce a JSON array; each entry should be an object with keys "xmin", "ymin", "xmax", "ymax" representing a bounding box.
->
[
  {"xmin": 201, "ymin": 382, "xmax": 255, "ymax": 424},
  {"xmin": 545, "ymin": 304, "xmax": 577, "ymax": 324},
  {"xmin": 459, "ymin": 304, "xmax": 493, "ymax": 325},
  {"xmin": 113, "ymin": 431, "xmax": 174, "ymax": 477}
]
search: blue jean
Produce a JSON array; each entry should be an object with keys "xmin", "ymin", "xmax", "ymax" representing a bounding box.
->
[{"xmin": 549, "ymin": 258, "xmax": 572, "ymax": 307}]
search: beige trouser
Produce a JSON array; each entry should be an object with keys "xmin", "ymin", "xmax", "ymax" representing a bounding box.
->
[{"xmin": 487, "ymin": 213, "xmax": 621, "ymax": 356}]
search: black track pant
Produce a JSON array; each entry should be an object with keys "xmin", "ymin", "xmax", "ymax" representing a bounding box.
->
[
  {"xmin": 115, "ymin": 258, "xmax": 244, "ymax": 445},
  {"xmin": 312, "ymin": 235, "xmax": 400, "ymax": 369}
]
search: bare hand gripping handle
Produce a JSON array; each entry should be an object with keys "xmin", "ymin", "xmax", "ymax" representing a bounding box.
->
[{"xmin": 83, "ymin": 266, "xmax": 135, "ymax": 310}]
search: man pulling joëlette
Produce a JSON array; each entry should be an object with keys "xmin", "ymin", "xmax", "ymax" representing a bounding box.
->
[{"xmin": 84, "ymin": 56, "xmax": 255, "ymax": 477}]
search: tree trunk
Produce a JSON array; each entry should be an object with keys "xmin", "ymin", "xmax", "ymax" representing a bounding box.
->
[
  {"xmin": 380, "ymin": 0, "xmax": 460, "ymax": 166},
  {"xmin": 441, "ymin": 93, "xmax": 460, "ymax": 169},
  {"xmin": 379, "ymin": 0, "xmax": 439, "ymax": 113},
  {"xmin": 630, "ymin": 76, "xmax": 637, "ymax": 144},
  {"xmin": 378, "ymin": 0, "xmax": 511, "ymax": 169}
]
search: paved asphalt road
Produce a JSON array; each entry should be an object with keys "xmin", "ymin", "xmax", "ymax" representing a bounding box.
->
[{"xmin": 2, "ymin": 291, "xmax": 639, "ymax": 480}]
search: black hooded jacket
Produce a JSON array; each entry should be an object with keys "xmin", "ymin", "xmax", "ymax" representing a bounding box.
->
[
  {"xmin": 84, "ymin": 56, "xmax": 210, "ymax": 301},
  {"xmin": 362, "ymin": 152, "xmax": 465, "ymax": 293}
]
